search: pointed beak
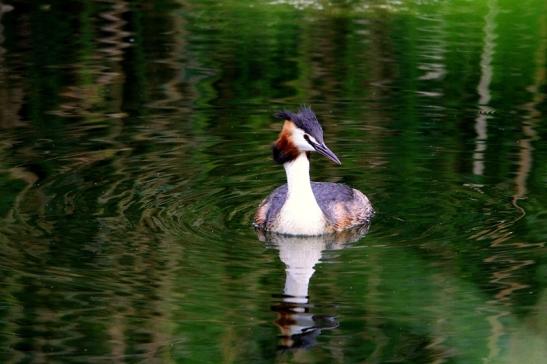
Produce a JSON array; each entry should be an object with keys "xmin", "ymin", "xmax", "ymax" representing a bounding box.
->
[{"xmin": 314, "ymin": 142, "xmax": 341, "ymax": 165}]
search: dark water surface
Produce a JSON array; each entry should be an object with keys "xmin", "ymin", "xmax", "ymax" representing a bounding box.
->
[{"xmin": 1, "ymin": 0, "xmax": 546, "ymax": 363}]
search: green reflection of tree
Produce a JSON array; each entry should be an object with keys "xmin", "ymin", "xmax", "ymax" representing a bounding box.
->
[{"xmin": 0, "ymin": 0, "xmax": 546, "ymax": 363}]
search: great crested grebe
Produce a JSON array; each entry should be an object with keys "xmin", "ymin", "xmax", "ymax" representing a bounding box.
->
[{"xmin": 254, "ymin": 106, "xmax": 374, "ymax": 235}]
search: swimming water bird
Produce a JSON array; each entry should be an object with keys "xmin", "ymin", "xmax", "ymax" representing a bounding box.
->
[{"xmin": 254, "ymin": 107, "xmax": 374, "ymax": 235}]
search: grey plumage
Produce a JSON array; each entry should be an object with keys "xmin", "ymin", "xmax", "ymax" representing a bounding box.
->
[{"xmin": 256, "ymin": 182, "xmax": 374, "ymax": 232}]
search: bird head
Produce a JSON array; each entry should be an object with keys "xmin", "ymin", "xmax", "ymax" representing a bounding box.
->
[{"xmin": 272, "ymin": 106, "xmax": 341, "ymax": 165}]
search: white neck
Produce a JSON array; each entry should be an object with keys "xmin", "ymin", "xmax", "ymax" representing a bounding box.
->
[
  {"xmin": 284, "ymin": 153, "xmax": 313, "ymax": 197},
  {"xmin": 276, "ymin": 153, "xmax": 326, "ymax": 235}
]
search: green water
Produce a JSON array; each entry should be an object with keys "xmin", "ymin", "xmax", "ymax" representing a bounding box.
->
[{"xmin": 0, "ymin": 0, "xmax": 546, "ymax": 362}]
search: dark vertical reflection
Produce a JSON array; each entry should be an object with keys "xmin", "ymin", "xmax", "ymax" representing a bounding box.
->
[{"xmin": 0, "ymin": 3, "xmax": 22, "ymax": 129}]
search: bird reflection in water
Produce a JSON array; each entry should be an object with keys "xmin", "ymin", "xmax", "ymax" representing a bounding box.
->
[{"xmin": 257, "ymin": 225, "xmax": 370, "ymax": 350}]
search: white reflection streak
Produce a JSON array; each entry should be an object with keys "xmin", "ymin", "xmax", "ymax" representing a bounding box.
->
[
  {"xmin": 514, "ymin": 14, "xmax": 546, "ymax": 202},
  {"xmin": 473, "ymin": 0, "xmax": 498, "ymax": 176},
  {"xmin": 417, "ymin": 13, "xmax": 447, "ymax": 83},
  {"xmin": 275, "ymin": 237, "xmax": 326, "ymax": 345},
  {"xmin": 477, "ymin": 1, "xmax": 502, "ymax": 360},
  {"xmin": 277, "ymin": 238, "xmax": 324, "ymax": 304}
]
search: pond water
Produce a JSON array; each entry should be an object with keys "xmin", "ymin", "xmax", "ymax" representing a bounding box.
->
[{"xmin": 0, "ymin": 0, "xmax": 546, "ymax": 363}]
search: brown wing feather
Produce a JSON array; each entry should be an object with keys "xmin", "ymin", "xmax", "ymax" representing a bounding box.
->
[
  {"xmin": 330, "ymin": 189, "xmax": 373, "ymax": 231},
  {"xmin": 254, "ymin": 198, "xmax": 271, "ymax": 226},
  {"xmin": 311, "ymin": 183, "xmax": 374, "ymax": 232}
]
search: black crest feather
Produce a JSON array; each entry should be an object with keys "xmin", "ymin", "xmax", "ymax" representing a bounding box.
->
[
  {"xmin": 274, "ymin": 106, "xmax": 325, "ymax": 143},
  {"xmin": 274, "ymin": 111, "xmax": 295, "ymax": 121}
]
